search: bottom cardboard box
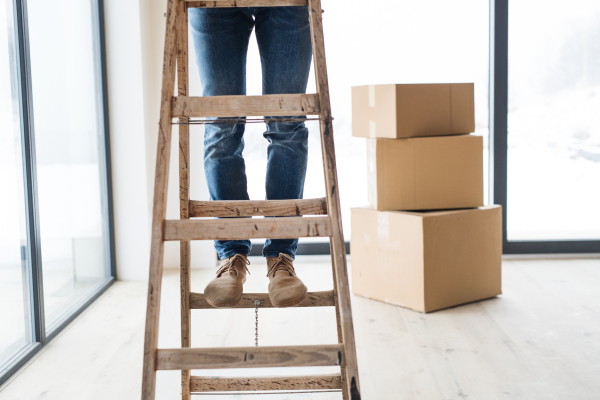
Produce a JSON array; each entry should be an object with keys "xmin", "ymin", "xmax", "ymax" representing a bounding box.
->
[{"xmin": 351, "ymin": 205, "xmax": 502, "ymax": 313}]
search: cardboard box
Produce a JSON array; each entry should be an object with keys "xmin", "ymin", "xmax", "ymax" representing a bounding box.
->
[
  {"xmin": 351, "ymin": 206, "xmax": 502, "ymax": 313},
  {"xmin": 352, "ymin": 83, "xmax": 475, "ymax": 139},
  {"xmin": 367, "ymin": 134, "xmax": 483, "ymax": 211}
]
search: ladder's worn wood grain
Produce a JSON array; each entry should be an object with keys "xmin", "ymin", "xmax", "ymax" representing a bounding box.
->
[
  {"xmin": 171, "ymin": 94, "xmax": 320, "ymax": 118},
  {"xmin": 189, "ymin": 198, "xmax": 327, "ymax": 218},
  {"xmin": 186, "ymin": 0, "xmax": 308, "ymax": 8},
  {"xmin": 163, "ymin": 216, "xmax": 332, "ymax": 241},
  {"xmin": 190, "ymin": 290, "xmax": 335, "ymax": 309},
  {"xmin": 141, "ymin": 0, "xmax": 178, "ymax": 399},
  {"xmin": 156, "ymin": 345, "xmax": 344, "ymax": 370},
  {"xmin": 175, "ymin": 2, "xmax": 191, "ymax": 399},
  {"xmin": 308, "ymin": 0, "xmax": 360, "ymax": 398},
  {"xmin": 189, "ymin": 374, "xmax": 342, "ymax": 392}
]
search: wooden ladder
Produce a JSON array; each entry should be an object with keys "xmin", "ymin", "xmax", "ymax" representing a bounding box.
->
[{"xmin": 141, "ymin": 0, "xmax": 361, "ymax": 399}]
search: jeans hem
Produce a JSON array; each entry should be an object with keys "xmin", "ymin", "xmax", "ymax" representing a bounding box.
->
[
  {"xmin": 262, "ymin": 251, "xmax": 295, "ymax": 260},
  {"xmin": 219, "ymin": 249, "xmax": 251, "ymax": 260}
]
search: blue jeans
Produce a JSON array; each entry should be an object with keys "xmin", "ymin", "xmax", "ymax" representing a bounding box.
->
[{"xmin": 189, "ymin": 6, "xmax": 312, "ymax": 260}]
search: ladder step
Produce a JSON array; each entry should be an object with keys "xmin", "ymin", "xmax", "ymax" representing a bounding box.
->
[
  {"xmin": 171, "ymin": 94, "xmax": 320, "ymax": 118},
  {"xmin": 190, "ymin": 373, "xmax": 342, "ymax": 392},
  {"xmin": 189, "ymin": 198, "xmax": 327, "ymax": 218},
  {"xmin": 187, "ymin": 0, "xmax": 308, "ymax": 9},
  {"xmin": 164, "ymin": 216, "xmax": 331, "ymax": 241},
  {"xmin": 156, "ymin": 344, "xmax": 344, "ymax": 370},
  {"xmin": 190, "ymin": 290, "xmax": 335, "ymax": 309}
]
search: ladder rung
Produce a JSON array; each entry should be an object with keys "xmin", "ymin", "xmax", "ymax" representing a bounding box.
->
[
  {"xmin": 187, "ymin": 0, "xmax": 308, "ymax": 8},
  {"xmin": 189, "ymin": 198, "xmax": 327, "ymax": 218},
  {"xmin": 190, "ymin": 290, "xmax": 335, "ymax": 309},
  {"xmin": 164, "ymin": 216, "xmax": 331, "ymax": 241},
  {"xmin": 156, "ymin": 344, "xmax": 344, "ymax": 370},
  {"xmin": 171, "ymin": 94, "xmax": 320, "ymax": 118},
  {"xmin": 190, "ymin": 373, "xmax": 342, "ymax": 392}
]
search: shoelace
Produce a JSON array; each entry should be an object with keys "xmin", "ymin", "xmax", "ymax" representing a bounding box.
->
[
  {"xmin": 266, "ymin": 253, "xmax": 295, "ymax": 278},
  {"xmin": 216, "ymin": 254, "xmax": 250, "ymax": 277}
]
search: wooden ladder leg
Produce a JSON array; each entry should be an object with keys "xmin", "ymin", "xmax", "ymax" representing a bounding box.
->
[
  {"xmin": 330, "ymin": 251, "xmax": 349, "ymax": 400},
  {"xmin": 141, "ymin": 0, "xmax": 179, "ymax": 399},
  {"xmin": 176, "ymin": 2, "xmax": 191, "ymax": 400},
  {"xmin": 307, "ymin": 1, "xmax": 361, "ymax": 399}
]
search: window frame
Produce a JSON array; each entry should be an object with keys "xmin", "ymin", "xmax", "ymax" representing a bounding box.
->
[
  {"xmin": 0, "ymin": 0, "xmax": 115, "ymax": 386},
  {"xmin": 489, "ymin": 0, "xmax": 600, "ymax": 254}
]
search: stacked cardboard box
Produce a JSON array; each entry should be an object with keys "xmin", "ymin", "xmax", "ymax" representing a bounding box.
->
[{"xmin": 350, "ymin": 83, "xmax": 502, "ymax": 313}]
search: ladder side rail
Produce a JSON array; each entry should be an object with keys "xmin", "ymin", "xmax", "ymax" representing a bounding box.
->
[
  {"xmin": 307, "ymin": 1, "xmax": 361, "ymax": 399},
  {"xmin": 141, "ymin": 0, "xmax": 179, "ymax": 399},
  {"xmin": 330, "ymin": 249, "xmax": 348, "ymax": 400},
  {"xmin": 176, "ymin": 1, "xmax": 191, "ymax": 399}
]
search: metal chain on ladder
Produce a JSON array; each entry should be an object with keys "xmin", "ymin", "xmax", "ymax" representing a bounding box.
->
[{"xmin": 254, "ymin": 300, "xmax": 260, "ymax": 347}]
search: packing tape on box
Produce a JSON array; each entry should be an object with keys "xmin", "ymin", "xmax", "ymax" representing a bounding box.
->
[
  {"xmin": 377, "ymin": 212, "xmax": 389, "ymax": 241},
  {"xmin": 368, "ymin": 85, "xmax": 376, "ymax": 107},
  {"xmin": 368, "ymin": 85, "xmax": 377, "ymax": 137},
  {"xmin": 369, "ymin": 121, "xmax": 376, "ymax": 138},
  {"xmin": 367, "ymin": 140, "xmax": 376, "ymax": 173},
  {"xmin": 367, "ymin": 140, "xmax": 377, "ymax": 207}
]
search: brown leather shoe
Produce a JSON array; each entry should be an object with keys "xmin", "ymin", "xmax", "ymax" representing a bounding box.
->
[
  {"xmin": 266, "ymin": 253, "xmax": 307, "ymax": 307},
  {"xmin": 204, "ymin": 254, "xmax": 250, "ymax": 307}
]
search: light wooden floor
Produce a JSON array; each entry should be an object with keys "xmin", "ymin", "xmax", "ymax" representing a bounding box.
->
[{"xmin": 1, "ymin": 257, "xmax": 599, "ymax": 400}]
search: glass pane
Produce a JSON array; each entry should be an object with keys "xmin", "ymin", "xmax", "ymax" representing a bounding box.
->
[
  {"xmin": 27, "ymin": 0, "xmax": 109, "ymax": 329},
  {"xmin": 507, "ymin": 0, "xmax": 600, "ymax": 240},
  {"xmin": 0, "ymin": 0, "xmax": 33, "ymax": 367}
]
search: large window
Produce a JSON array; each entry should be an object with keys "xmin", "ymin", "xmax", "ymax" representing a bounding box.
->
[
  {"xmin": 507, "ymin": 0, "xmax": 600, "ymax": 241},
  {"xmin": 27, "ymin": 0, "xmax": 112, "ymax": 330},
  {"xmin": 0, "ymin": 0, "xmax": 33, "ymax": 374},
  {"xmin": 0, "ymin": 0, "xmax": 114, "ymax": 385},
  {"xmin": 491, "ymin": 0, "xmax": 600, "ymax": 253}
]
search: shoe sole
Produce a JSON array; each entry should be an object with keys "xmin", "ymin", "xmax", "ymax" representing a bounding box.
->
[
  {"xmin": 270, "ymin": 289, "xmax": 308, "ymax": 308},
  {"xmin": 205, "ymin": 293, "xmax": 243, "ymax": 308}
]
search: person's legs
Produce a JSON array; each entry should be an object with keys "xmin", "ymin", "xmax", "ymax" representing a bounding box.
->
[
  {"xmin": 189, "ymin": 8, "xmax": 254, "ymax": 259},
  {"xmin": 254, "ymin": 6, "xmax": 313, "ymax": 259}
]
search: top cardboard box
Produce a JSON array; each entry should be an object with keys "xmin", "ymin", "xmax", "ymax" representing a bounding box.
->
[{"xmin": 352, "ymin": 83, "xmax": 475, "ymax": 139}]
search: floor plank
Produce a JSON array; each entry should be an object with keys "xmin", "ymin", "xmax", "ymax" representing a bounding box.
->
[{"xmin": 0, "ymin": 258, "xmax": 599, "ymax": 399}]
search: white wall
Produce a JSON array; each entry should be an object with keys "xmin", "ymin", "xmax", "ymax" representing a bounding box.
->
[{"xmin": 103, "ymin": 0, "xmax": 215, "ymax": 281}]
